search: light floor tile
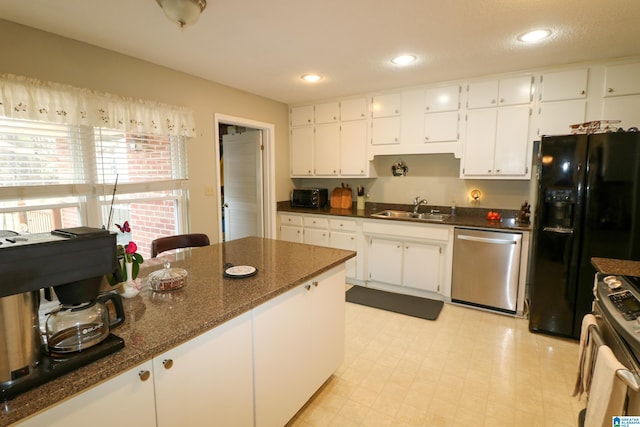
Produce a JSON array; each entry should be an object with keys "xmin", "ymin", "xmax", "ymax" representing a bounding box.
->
[{"xmin": 288, "ymin": 298, "xmax": 585, "ymax": 427}]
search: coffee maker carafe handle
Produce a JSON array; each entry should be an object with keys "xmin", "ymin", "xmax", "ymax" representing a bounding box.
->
[{"xmin": 97, "ymin": 293, "xmax": 126, "ymax": 330}]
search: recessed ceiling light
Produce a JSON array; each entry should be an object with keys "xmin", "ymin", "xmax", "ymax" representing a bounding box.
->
[
  {"xmin": 391, "ymin": 55, "xmax": 417, "ymax": 65},
  {"xmin": 517, "ymin": 29, "xmax": 552, "ymax": 43},
  {"xmin": 301, "ymin": 74, "xmax": 322, "ymax": 82}
]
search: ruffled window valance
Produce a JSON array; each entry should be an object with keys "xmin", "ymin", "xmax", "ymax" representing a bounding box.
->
[{"xmin": 0, "ymin": 74, "xmax": 196, "ymax": 137}]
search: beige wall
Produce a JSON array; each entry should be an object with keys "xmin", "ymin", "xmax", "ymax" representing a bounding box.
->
[
  {"xmin": 295, "ymin": 154, "xmax": 535, "ymax": 210},
  {"xmin": 0, "ymin": 19, "xmax": 290, "ymax": 242}
]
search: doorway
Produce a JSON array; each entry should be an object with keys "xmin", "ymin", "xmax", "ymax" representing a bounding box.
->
[{"xmin": 214, "ymin": 114, "xmax": 276, "ymax": 242}]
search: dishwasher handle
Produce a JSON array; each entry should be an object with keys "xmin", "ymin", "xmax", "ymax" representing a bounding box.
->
[{"xmin": 456, "ymin": 234, "xmax": 518, "ymax": 245}]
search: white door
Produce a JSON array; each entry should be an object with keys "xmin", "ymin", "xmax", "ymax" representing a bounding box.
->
[{"xmin": 222, "ymin": 129, "xmax": 264, "ymax": 241}]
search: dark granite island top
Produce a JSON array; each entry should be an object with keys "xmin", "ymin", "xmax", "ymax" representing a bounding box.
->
[{"xmin": 2, "ymin": 236, "xmax": 355, "ymax": 426}]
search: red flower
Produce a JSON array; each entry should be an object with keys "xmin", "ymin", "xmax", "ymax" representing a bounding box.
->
[{"xmin": 125, "ymin": 241, "xmax": 138, "ymax": 255}]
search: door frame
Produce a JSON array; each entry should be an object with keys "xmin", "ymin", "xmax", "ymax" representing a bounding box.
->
[{"xmin": 214, "ymin": 113, "xmax": 276, "ymax": 242}]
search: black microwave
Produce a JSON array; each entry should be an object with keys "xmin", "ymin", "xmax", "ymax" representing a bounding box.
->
[{"xmin": 290, "ymin": 188, "xmax": 328, "ymax": 208}]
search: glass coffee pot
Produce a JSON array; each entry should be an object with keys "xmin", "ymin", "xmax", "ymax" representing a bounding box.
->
[{"xmin": 46, "ymin": 292, "xmax": 125, "ymax": 355}]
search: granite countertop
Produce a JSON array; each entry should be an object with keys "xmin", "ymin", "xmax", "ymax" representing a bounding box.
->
[
  {"xmin": 2, "ymin": 237, "xmax": 355, "ymax": 426},
  {"xmin": 592, "ymin": 257, "xmax": 640, "ymax": 277},
  {"xmin": 277, "ymin": 201, "xmax": 533, "ymax": 232}
]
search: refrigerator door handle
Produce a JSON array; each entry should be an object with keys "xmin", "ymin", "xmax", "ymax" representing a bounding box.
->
[
  {"xmin": 543, "ymin": 226, "xmax": 574, "ymax": 234},
  {"xmin": 456, "ymin": 235, "xmax": 517, "ymax": 245}
]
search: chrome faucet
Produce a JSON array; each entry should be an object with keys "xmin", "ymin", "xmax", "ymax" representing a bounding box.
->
[{"xmin": 412, "ymin": 196, "xmax": 429, "ymax": 214}]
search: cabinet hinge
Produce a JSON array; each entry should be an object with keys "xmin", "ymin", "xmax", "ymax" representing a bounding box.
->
[
  {"xmin": 439, "ymin": 247, "xmax": 442, "ymax": 254},
  {"xmin": 437, "ymin": 284, "xmax": 440, "ymax": 292},
  {"xmin": 529, "ymin": 108, "xmax": 532, "ymax": 116},
  {"xmin": 260, "ymin": 144, "xmax": 264, "ymax": 151}
]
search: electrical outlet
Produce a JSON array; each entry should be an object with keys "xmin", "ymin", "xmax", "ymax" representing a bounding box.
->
[{"xmin": 205, "ymin": 185, "xmax": 216, "ymax": 196}]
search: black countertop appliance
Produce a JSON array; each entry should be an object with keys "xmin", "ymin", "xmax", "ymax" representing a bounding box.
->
[
  {"xmin": 529, "ymin": 132, "xmax": 640, "ymax": 339},
  {"xmin": 0, "ymin": 227, "xmax": 123, "ymax": 400}
]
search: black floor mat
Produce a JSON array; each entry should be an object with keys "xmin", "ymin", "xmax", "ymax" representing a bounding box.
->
[{"xmin": 346, "ymin": 286, "xmax": 444, "ymax": 321}]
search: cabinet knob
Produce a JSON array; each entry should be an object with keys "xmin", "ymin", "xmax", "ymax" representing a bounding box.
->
[
  {"xmin": 139, "ymin": 370, "xmax": 151, "ymax": 381},
  {"xmin": 313, "ymin": 281, "xmax": 319, "ymax": 287},
  {"xmin": 425, "ymin": 136, "xmax": 429, "ymax": 141},
  {"xmin": 608, "ymin": 88, "xmax": 614, "ymax": 93},
  {"xmin": 425, "ymin": 106, "xmax": 430, "ymax": 111},
  {"xmin": 491, "ymin": 99, "xmax": 497, "ymax": 104},
  {"xmin": 496, "ymin": 169, "xmax": 501, "ymax": 173},
  {"xmin": 488, "ymin": 169, "xmax": 492, "ymax": 173},
  {"xmin": 580, "ymin": 90, "xmax": 586, "ymax": 95},
  {"xmin": 305, "ymin": 284, "xmax": 311, "ymax": 291},
  {"xmin": 162, "ymin": 359, "xmax": 174, "ymax": 370},
  {"xmin": 499, "ymin": 98, "xmax": 505, "ymax": 103}
]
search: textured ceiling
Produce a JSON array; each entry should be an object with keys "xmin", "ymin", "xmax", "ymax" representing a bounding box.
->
[{"xmin": 1, "ymin": 0, "xmax": 639, "ymax": 104}]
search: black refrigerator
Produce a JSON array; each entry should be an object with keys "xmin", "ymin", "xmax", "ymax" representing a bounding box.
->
[{"xmin": 529, "ymin": 132, "xmax": 640, "ymax": 339}]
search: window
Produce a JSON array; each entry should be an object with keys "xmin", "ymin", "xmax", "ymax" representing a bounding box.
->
[{"xmin": 0, "ymin": 118, "xmax": 189, "ymax": 258}]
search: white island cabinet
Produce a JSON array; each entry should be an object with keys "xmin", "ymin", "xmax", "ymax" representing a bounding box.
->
[
  {"xmin": 153, "ymin": 312, "xmax": 254, "ymax": 427},
  {"xmin": 16, "ymin": 312, "xmax": 254, "ymax": 427},
  {"xmin": 16, "ymin": 361, "xmax": 157, "ymax": 427},
  {"xmin": 252, "ymin": 266, "xmax": 345, "ymax": 427}
]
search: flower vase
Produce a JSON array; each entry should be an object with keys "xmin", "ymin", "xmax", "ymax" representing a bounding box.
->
[{"xmin": 119, "ymin": 261, "xmax": 140, "ymax": 299}]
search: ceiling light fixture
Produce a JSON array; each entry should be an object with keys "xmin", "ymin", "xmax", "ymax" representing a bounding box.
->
[
  {"xmin": 517, "ymin": 29, "xmax": 552, "ymax": 43},
  {"xmin": 301, "ymin": 74, "xmax": 322, "ymax": 82},
  {"xmin": 391, "ymin": 55, "xmax": 417, "ymax": 66},
  {"xmin": 156, "ymin": 0, "xmax": 207, "ymax": 29}
]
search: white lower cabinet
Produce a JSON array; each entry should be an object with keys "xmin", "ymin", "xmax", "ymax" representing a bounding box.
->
[
  {"xmin": 279, "ymin": 213, "xmax": 359, "ymax": 282},
  {"xmin": 364, "ymin": 220, "xmax": 452, "ymax": 297},
  {"xmin": 368, "ymin": 237, "xmax": 443, "ymax": 293},
  {"xmin": 402, "ymin": 241, "xmax": 442, "ymax": 293},
  {"xmin": 154, "ymin": 312, "xmax": 254, "ymax": 427},
  {"xmin": 252, "ymin": 266, "xmax": 345, "ymax": 427},
  {"xmin": 17, "ymin": 361, "xmax": 157, "ymax": 427}
]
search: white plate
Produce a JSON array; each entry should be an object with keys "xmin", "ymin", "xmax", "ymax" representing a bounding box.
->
[{"xmin": 225, "ymin": 265, "xmax": 257, "ymax": 277}]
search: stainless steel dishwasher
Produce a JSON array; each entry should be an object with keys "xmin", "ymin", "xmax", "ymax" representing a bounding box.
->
[{"xmin": 451, "ymin": 227, "xmax": 522, "ymax": 313}]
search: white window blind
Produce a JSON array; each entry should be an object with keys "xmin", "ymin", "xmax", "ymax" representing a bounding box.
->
[{"xmin": 0, "ymin": 117, "xmax": 189, "ymax": 257}]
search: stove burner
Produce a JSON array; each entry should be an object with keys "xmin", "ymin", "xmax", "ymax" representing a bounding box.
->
[{"xmin": 0, "ymin": 334, "xmax": 124, "ymax": 400}]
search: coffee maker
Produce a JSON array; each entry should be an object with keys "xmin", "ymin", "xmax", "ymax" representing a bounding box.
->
[{"xmin": 0, "ymin": 227, "xmax": 125, "ymax": 400}]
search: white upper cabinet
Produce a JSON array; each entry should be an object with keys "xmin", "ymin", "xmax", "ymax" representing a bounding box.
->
[
  {"xmin": 371, "ymin": 116, "xmax": 401, "ymax": 145},
  {"xmin": 291, "ymin": 105, "xmax": 313, "ymax": 127},
  {"xmin": 467, "ymin": 80, "xmax": 499, "ymax": 109},
  {"xmin": 424, "ymin": 112, "xmax": 459, "ymax": 142},
  {"xmin": 537, "ymin": 68, "xmax": 589, "ymax": 137},
  {"xmin": 604, "ymin": 62, "xmax": 640, "ymax": 96},
  {"xmin": 467, "ymin": 76, "xmax": 532, "ymax": 109},
  {"xmin": 314, "ymin": 102, "xmax": 339, "ymax": 124},
  {"xmin": 290, "ymin": 126, "xmax": 314, "ymax": 176},
  {"xmin": 340, "ymin": 98, "xmax": 368, "ymax": 121},
  {"xmin": 462, "ymin": 106, "xmax": 530, "ymax": 178},
  {"xmin": 372, "ymin": 93, "xmax": 401, "ymax": 118},
  {"xmin": 371, "ymin": 93, "xmax": 401, "ymax": 145},
  {"xmin": 424, "ymin": 85, "xmax": 460, "ymax": 112},
  {"xmin": 289, "ymin": 97, "xmax": 373, "ymax": 177},
  {"xmin": 498, "ymin": 76, "xmax": 534, "ymax": 106},
  {"xmin": 340, "ymin": 120, "xmax": 368, "ymax": 176},
  {"xmin": 540, "ymin": 69, "xmax": 588, "ymax": 101},
  {"xmin": 537, "ymin": 100, "xmax": 587, "ymax": 137},
  {"xmin": 313, "ymin": 123, "xmax": 340, "ymax": 176}
]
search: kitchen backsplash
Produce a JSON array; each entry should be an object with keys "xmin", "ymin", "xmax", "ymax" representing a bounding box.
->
[{"xmin": 292, "ymin": 153, "xmax": 536, "ymax": 210}]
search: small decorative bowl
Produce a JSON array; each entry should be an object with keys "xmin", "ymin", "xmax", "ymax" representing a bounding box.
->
[{"xmin": 148, "ymin": 261, "xmax": 188, "ymax": 292}]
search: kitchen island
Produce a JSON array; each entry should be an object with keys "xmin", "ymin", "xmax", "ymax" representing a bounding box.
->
[{"xmin": 3, "ymin": 236, "xmax": 355, "ymax": 426}]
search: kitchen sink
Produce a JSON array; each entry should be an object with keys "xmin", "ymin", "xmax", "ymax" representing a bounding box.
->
[{"xmin": 370, "ymin": 210, "xmax": 450, "ymax": 222}]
